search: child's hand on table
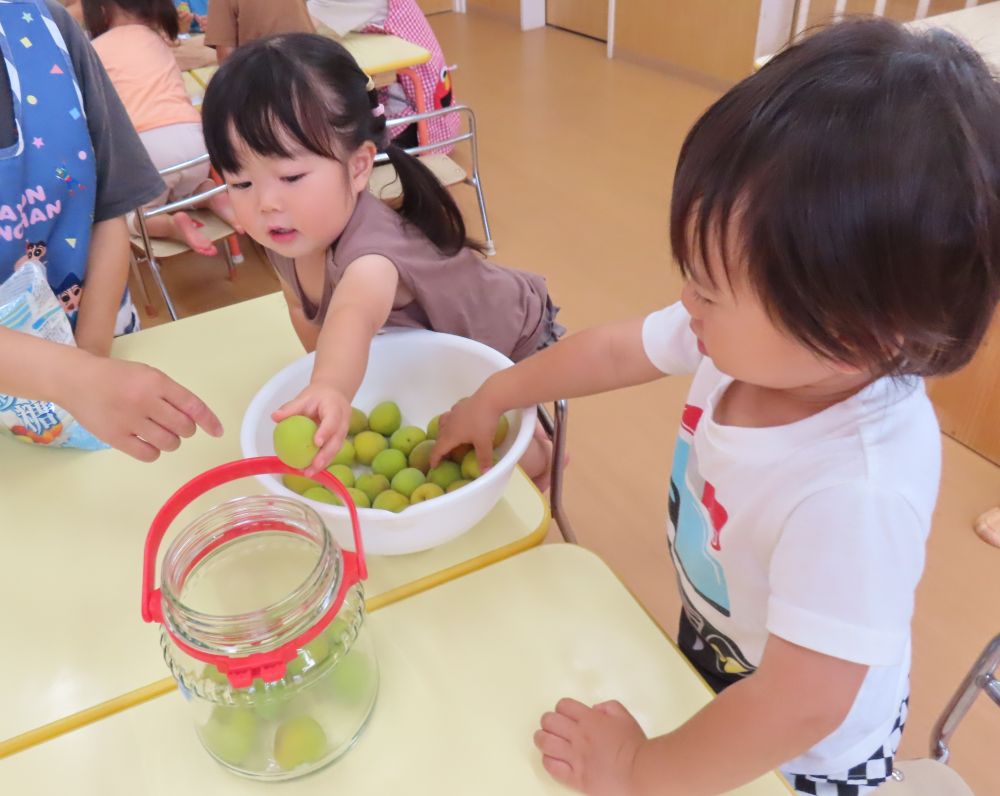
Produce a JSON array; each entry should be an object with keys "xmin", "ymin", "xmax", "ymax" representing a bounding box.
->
[
  {"xmin": 534, "ymin": 697, "xmax": 646, "ymax": 796},
  {"xmin": 272, "ymin": 381, "xmax": 351, "ymax": 476},
  {"xmin": 429, "ymin": 394, "xmax": 502, "ymax": 473},
  {"xmin": 65, "ymin": 356, "xmax": 223, "ymax": 461}
]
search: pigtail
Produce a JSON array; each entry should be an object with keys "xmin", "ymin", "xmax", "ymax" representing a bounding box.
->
[{"xmin": 366, "ymin": 85, "xmax": 482, "ymax": 256}]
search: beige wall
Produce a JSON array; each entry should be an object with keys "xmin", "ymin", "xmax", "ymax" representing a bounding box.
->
[{"xmin": 613, "ymin": 0, "xmax": 761, "ymax": 86}]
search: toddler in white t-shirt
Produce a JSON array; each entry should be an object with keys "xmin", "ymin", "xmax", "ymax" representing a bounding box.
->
[{"xmin": 428, "ymin": 18, "xmax": 1000, "ymax": 796}]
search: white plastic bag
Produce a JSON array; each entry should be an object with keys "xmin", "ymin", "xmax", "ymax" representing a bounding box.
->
[{"xmin": 0, "ymin": 262, "xmax": 107, "ymax": 450}]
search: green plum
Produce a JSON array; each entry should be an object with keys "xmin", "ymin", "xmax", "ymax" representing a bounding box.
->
[
  {"xmin": 325, "ymin": 463, "xmax": 355, "ymax": 490},
  {"xmin": 348, "ymin": 407, "xmax": 368, "ymax": 436},
  {"xmin": 426, "ymin": 414, "xmax": 441, "ymax": 440},
  {"xmin": 391, "ymin": 467, "xmax": 426, "ymax": 498},
  {"xmin": 427, "ymin": 460, "xmax": 461, "ymax": 490},
  {"xmin": 372, "ymin": 489, "xmax": 409, "ymax": 513},
  {"xmin": 389, "ymin": 425, "xmax": 426, "ymax": 456},
  {"xmin": 355, "ymin": 473, "xmax": 390, "ymax": 502},
  {"xmin": 274, "ymin": 716, "xmax": 327, "ymax": 771},
  {"xmin": 345, "ymin": 487, "xmax": 371, "ymax": 509},
  {"xmin": 273, "ymin": 415, "xmax": 318, "ymax": 469},
  {"xmin": 461, "ymin": 449, "xmax": 484, "ymax": 480},
  {"xmin": 325, "ymin": 652, "xmax": 375, "ymax": 705},
  {"xmin": 282, "ymin": 474, "xmax": 319, "ymax": 495},
  {"xmin": 286, "ymin": 635, "xmax": 331, "ymax": 678},
  {"xmin": 371, "ymin": 448, "xmax": 407, "ymax": 481},
  {"xmin": 493, "ymin": 415, "xmax": 510, "ymax": 448},
  {"xmin": 202, "ymin": 663, "xmax": 230, "ymax": 687},
  {"xmin": 368, "ymin": 401, "xmax": 401, "ymax": 436},
  {"xmin": 200, "ymin": 705, "xmax": 257, "ymax": 766},
  {"xmin": 407, "ymin": 439, "xmax": 436, "ymax": 474},
  {"xmin": 302, "ymin": 486, "xmax": 337, "ymax": 504},
  {"xmin": 446, "ymin": 479, "xmax": 470, "ymax": 493},
  {"xmin": 353, "ymin": 430, "xmax": 388, "ymax": 465},
  {"xmin": 409, "ymin": 483, "xmax": 444, "ymax": 504},
  {"xmin": 330, "ymin": 439, "xmax": 355, "ymax": 467}
]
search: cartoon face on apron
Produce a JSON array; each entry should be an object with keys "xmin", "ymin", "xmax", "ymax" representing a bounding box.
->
[{"xmin": 0, "ymin": 0, "xmax": 137, "ymax": 335}]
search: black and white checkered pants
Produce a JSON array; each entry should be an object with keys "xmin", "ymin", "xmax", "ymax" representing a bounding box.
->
[{"xmin": 787, "ymin": 696, "xmax": 909, "ymax": 796}]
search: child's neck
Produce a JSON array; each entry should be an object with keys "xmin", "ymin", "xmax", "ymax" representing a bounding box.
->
[{"xmin": 716, "ymin": 372, "xmax": 875, "ymax": 429}]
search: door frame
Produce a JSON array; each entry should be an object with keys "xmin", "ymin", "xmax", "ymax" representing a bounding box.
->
[{"xmin": 522, "ymin": 0, "xmax": 615, "ymax": 55}]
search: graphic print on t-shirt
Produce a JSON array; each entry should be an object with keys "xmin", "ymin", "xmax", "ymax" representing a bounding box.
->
[{"xmin": 668, "ymin": 404, "xmax": 731, "ymax": 616}]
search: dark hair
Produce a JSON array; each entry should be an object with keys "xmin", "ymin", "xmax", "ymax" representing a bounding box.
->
[
  {"xmin": 202, "ymin": 33, "xmax": 478, "ymax": 256},
  {"xmin": 671, "ymin": 18, "xmax": 1000, "ymax": 377},
  {"xmin": 82, "ymin": 0, "xmax": 179, "ymax": 40}
]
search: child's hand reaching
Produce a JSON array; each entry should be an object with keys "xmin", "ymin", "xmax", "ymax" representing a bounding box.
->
[
  {"xmin": 272, "ymin": 382, "xmax": 351, "ymax": 476},
  {"xmin": 429, "ymin": 394, "xmax": 501, "ymax": 473},
  {"xmin": 534, "ymin": 698, "xmax": 646, "ymax": 796}
]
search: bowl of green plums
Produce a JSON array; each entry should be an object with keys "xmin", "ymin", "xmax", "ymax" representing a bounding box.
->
[{"xmin": 240, "ymin": 329, "xmax": 535, "ymax": 555}]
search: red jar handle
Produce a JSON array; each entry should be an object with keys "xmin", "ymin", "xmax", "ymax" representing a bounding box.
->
[{"xmin": 141, "ymin": 456, "xmax": 367, "ymax": 624}]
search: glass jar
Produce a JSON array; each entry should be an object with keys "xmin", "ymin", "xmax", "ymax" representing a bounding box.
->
[{"xmin": 152, "ymin": 488, "xmax": 377, "ymax": 781}]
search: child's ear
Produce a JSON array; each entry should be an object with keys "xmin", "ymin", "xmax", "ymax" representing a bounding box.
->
[{"xmin": 349, "ymin": 142, "xmax": 377, "ymax": 193}]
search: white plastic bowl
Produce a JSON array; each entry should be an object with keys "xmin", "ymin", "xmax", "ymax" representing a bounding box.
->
[{"xmin": 240, "ymin": 329, "xmax": 534, "ymax": 555}]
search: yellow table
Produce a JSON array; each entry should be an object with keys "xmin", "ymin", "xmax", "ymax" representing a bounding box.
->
[
  {"xmin": 0, "ymin": 294, "xmax": 547, "ymax": 751},
  {"xmin": 177, "ymin": 32, "xmax": 430, "ymax": 92},
  {"xmin": 906, "ymin": 3, "xmax": 1000, "ymax": 68},
  {"xmin": 0, "ymin": 546, "xmax": 792, "ymax": 795}
]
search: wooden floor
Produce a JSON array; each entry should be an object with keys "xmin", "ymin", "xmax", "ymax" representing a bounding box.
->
[{"xmin": 133, "ymin": 13, "xmax": 1000, "ymax": 793}]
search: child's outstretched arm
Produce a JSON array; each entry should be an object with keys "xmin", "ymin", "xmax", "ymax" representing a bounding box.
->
[
  {"xmin": 431, "ymin": 317, "xmax": 664, "ymax": 470},
  {"xmin": 535, "ymin": 635, "xmax": 867, "ymax": 796},
  {"xmin": 0, "ymin": 326, "xmax": 223, "ymax": 460},
  {"xmin": 272, "ymin": 255, "xmax": 398, "ymax": 475},
  {"xmin": 74, "ymin": 216, "xmax": 131, "ymax": 357}
]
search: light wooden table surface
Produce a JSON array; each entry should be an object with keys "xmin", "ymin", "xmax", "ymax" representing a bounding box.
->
[
  {"xmin": 0, "ymin": 294, "xmax": 548, "ymax": 750},
  {"xmin": 0, "ymin": 546, "xmax": 793, "ymax": 795}
]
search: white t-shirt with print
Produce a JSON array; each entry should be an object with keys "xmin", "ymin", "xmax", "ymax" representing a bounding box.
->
[{"xmin": 641, "ymin": 302, "xmax": 940, "ymax": 776}]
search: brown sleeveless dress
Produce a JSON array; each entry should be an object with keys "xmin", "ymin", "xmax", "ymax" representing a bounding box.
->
[{"xmin": 267, "ymin": 191, "xmax": 560, "ymax": 361}]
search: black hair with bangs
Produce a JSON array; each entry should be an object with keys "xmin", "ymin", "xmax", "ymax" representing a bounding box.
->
[
  {"xmin": 202, "ymin": 33, "xmax": 479, "ymax": 256},
  {"xmin": 670, "ymin": 18, "xmax": 1000, "ymax": 377}
]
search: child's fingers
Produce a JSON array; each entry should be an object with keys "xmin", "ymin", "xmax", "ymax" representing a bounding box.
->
[
  {"xmin": 307, "ymin": 431, "xmax": 345, "ymax": 476},
  {"xmin": 541, "ymin": 755, "xmax": 576, "ymax": 787},
  {"xmin": 555, "ymin": 698, "xmax": 591, "ymax": 721},
  {"xmin": 473, "ymin": 438, "xmax": 493, "ymax": 473},
  {"xmin": 271, "ymin": 399, "xmax": 308, "ymax": 424},
  {"xmin": 533, "ymin": 729, "xmax": 574, "ymax": 762},
  {"xmin": 117, "ymin": 434, "xmax": 162, "ymax": 463},
  {"xmin": 136, "ymin": 418, "xmax": 182, "ymax": 454},
  {"xmin": 593, "ymin": 699, "xmax": 630, "ymax": 718},
  {"xmin": 153, "ymin": 398, "xmax": 197, "ymax": 439},
  {"xmin": 163, "ymin": 380, "xmax": 223, "ymax": 437},
  {"xmin": 539, "ymin": 710, "xmax": 578, "ymax": 742}
]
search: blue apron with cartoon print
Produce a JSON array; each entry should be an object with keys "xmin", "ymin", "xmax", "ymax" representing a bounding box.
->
[{"xmin": 0, "ymin": 0, "xmax": 135, "ymax": 333}]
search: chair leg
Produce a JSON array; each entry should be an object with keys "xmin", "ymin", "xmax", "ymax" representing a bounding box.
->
[
  {"xmin": 226, "ymin": 233, "xmax": 244, "ymax": 266},
  {"xmin": 146, "ymin": 256, "xmax": 178, "ymax": 321},
  {"xmin": 129, "ymin": 251, "xmax": 156, "ymax": 317},
  {"xmin": 222, "ymin": 237, "xmax": 237, "ymax": 281},
  {"xmin": 468, "ymin": 173, "xmax": 496, "ymax": 256},
  {"xmin": 538, "ymin": 401, "xmax": 576, "ymax": 543}
]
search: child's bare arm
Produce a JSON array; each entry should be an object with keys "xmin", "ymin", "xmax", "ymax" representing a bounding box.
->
[
  {"xmin": 536, "ymin": 635, "xmax": 867, "ymax": 796},
  {"xmin": 277, "ymin": 277, "xmax": 320, "ymax": 352},
  {"xmin": 273, "ymin": 255, "xmax": 398, "ymax": 474},
  {"xmin": 432, "ymin": 317, "xmax": 663, "ymax": 468},
  {"xmin": 0, "ymin": 326, "xmax": 222, "ymax": 460},
  {"xmin": 74, "ymin": 216, "xmax": 130, "ymax": 357}
]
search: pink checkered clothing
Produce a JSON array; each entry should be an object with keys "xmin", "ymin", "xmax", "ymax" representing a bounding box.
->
[{"xmin": 363, "ymin": 0, "xmax": 460, "ymax": 149}]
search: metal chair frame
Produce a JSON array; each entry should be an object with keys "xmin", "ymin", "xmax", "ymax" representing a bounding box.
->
[{"xmin": 130, "ymin": 154, "xmax": 236, "ymax": 321}]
